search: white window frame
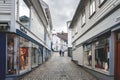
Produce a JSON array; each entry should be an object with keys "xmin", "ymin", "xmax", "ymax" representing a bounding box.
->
[
  {"xmin": 99, "ymin": 0, "xmax": 107, "ymax": 7},
  {"xmin": 82, "ymin": 8, "xmax": 86, "ymax": 26},
  {"xmin": 99, "ymin": 0, "xmax": 106, "ymax": 4},
  {"xmin": 90, "ymin": 0, "xmax": 96, "ymax": 16}
]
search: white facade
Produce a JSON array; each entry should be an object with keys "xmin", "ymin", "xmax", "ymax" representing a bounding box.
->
[
  {"xmin": 69, "ymin": 0, "xmax": 120, "ymax": 80},
  {"xmin": 52, "ymin": 34, "xmax": 61, "ymax": 51},
  {"xmin": 0, "ymin": 0, "xmax": 52, "ymax": 79},
  {"xmin": 67, "ymin": 21, "xmax": 72, "ymax": 48},
  {"xmin": 52, "ymin": 33, "xmax": 67, "ymax": 52}
]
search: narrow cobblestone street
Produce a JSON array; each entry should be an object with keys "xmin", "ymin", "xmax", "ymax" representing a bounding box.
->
[{"xmin": 20, "ymin": 52, "xmax": 97, "ymax": 80}]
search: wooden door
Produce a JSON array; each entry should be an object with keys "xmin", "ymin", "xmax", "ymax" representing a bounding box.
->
[
  {"xmin": 115, "ymin": 31, "xmax": 120, "ymax": 80},
  {"xmin": 117, "ymin": 41, "xmax": 120, "ymax": 80}
]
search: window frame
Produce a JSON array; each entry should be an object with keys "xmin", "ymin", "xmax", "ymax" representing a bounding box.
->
[
  {"xmin": 75, "ymin": 27, "xmax": 78, "ymax": 35},
  {"xmin": 81, "ymin": 7, "xmax": 86, "ymax": 27},
  {"xmin": 89, "ymin": 0, "xmax": 96, "ymax": 18},
  {"xmin": 99, "ymin": 0, "xmax": 107, "ymax": 8},
  {"xmin": 18, "ymin": 0, "xmax": 31, "ymax": 29}
]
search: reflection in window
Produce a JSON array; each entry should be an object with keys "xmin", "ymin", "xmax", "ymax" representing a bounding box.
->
[
  {"xmin": 19, "ymin": 0, "xmax": 30, "ymax": 28},
  {"xmin": 84, "ymin": 44, "xmax": 92, "ymax": 66},
  {"xmin": 82, "ymin": 8, "xmax": 86, "ymax": 26},
  {"xmin": 95, "ymin": 37, "xmax": 110, "ymax": 71},
  {"xmin": 7, "ymin": 34, "xmax": 19, "ymax": 75},
  {"xmin": 90, "ymin": 0, "xmax": 95, "ymax": 16},
  {"xmin": 20, "ymin": 37, "xmax": 30, "ymax": 72},
  {"xmin": 31, "ymin": 44, "xmax": 39, "ymax": 67},
  {"xmin": 38, "ymin": 48, "xmax": 42, "ymax": 64},
  {"xmin": 99, "ymin": 0, "xmax": 106, "ymax": 5},
  {"xmin": 7, "ymin": 37, "xmax": 14, "ymax": 74}
]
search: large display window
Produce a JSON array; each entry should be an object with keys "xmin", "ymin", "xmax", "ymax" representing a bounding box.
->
[
  {"xmin": 19, "ymin": 37, "xmax": 31, "ymax": 73},
  {"xmin": 31, "ymin": 43, "xmax": 39, "ymax": 68},
  {"xmin": 83, "ymin": 44, "xmax": 92, "ymax": 67},
  {"xmin": 94, "ymin": 37, "xmax": 110, "ymax": 71},
  {"xmin": 7, "ymin": 34, "xmax": 19, "ymax": 75},
  {"xmin": 38, "ymin": 48, "xmax": 43, "ymax": 64},
  {"xmin": 83, "ymin": 35, "xmax": 110, "ymax": 73}
]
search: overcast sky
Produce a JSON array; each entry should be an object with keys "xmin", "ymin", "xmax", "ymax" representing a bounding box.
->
[{"xmin": 43, "ymin": 0, "xmax": 80, "ymax": 33}]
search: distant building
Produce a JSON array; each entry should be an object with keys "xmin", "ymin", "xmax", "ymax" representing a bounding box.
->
[
  {"xmin": 52, "ymin": 32, "xmax": 68, "ymax": 52},
  {"xmin": 52, "ymin": 33, "xmax": 61, "ymax": 51},
  {"xmin": 67, "ymin": 21, "xmax": 72, "ymax": 57},
  {"xmin": 69, "ymin": 0, "xmax": 120, "ymax": 80},
  {"xmin": 0, "ymin": 0, "xmax": 52, "ymax": 79}
]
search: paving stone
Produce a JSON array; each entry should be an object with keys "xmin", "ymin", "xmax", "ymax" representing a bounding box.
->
[{"xmin": 19, "ymin": 52, "xmax": 97, "ymax": 80}]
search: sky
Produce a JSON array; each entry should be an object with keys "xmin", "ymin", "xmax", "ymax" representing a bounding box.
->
[{"xmin": 43, "ymin": 0, "xmax": 80, "ymax": 33}]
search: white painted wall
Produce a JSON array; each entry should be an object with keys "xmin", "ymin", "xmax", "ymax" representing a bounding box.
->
[
  {"xmin": 31, "ymin": 7, "xmax": 45, "ymax": 42},
  {"xmin": 68, "ymin": 28, "xmax": 72, "ymax": 47},
  {"xmin": 72, "ymin": 0, "xmax": 120, "ymax": 45},
  {"xmin": 72, "ymin": 46, "xmax": 83, "ymax": 65},
  {"xmin": 52, "ymin": 34, "xmax": 61, "ymax": 51}
]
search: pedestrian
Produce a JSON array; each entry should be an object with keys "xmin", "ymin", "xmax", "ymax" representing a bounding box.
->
[
  {"xmin": 59, "ymin": 49, "xmax": 62, "ymax": 56},
  {"xmin": 61, "ymin": 48, "xmax": 64, "ymax": 56}
]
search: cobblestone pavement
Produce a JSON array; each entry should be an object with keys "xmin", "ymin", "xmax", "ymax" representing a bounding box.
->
[{"xmin": 20, "ymin": 52, "xmax": 97, "ymax": 80}]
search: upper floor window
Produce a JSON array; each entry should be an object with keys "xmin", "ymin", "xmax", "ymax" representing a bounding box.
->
[
  {"xmin": 99, "ymin": 0, "xmax": 107, "ymax": 7},
  {"xmin": 99, "ymin": 0, "xmax": 105, "ymax": 4},
  {"xmin": 75, "ymin": 27, "xmax": 78, "ymax": 35},
  {"xmin": 19, "ymin": 0, "xmax": 30, "ymax": 29},
  {"xmin": 82, "ymin": 8, "xmax": 86, "ymax": 26},
  {"xmin": 90, "ymin": 0, "xmax": 96, "ymax": 16}
]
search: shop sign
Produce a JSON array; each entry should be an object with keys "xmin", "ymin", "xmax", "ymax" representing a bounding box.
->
[{"xmin": 20, "ymin": 26, "xmax": 27, "ymax": 34}]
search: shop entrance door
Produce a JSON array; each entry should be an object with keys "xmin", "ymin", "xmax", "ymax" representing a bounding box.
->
[
  {"xmin": 116, "ymin": 40, "xmax": 120, "ymax": 80},
  {"xmin": 115, "ymin": 31, "xmax": 120, "ymax": 80}
]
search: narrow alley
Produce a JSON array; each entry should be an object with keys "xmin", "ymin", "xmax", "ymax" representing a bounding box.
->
[{"xmin": 19, "ymin": 52, "xmax": 97, "ymax": 80}]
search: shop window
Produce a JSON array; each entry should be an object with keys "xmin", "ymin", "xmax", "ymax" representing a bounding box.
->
[
  {"xmin": 95, "ymin": 37, "xmax": 110, "ymax": 71},
  {"xmin": 19, "ymin": 0, "xmax": 30, "ymax": 29},
  {"xmin": 31, "ymin": 43, "xmax": 39, "ymax": 67},
  {"xmin": 38, "ymin": 48, "xmax": 42, "ymax": 64},
  {"xmin": 7, "ymin": 34, "xmax": 19, "ymax": 75},
  {"xmin": 20, "ymin": 37, "xmax": 31, "ymax": 73},
  {"xmin": 89, "ymin": 0, "xmax": 96, "ymax": 17},
  {"xmin": 84, "ymin": 44, "xmax": 92, "ymax": 66}
]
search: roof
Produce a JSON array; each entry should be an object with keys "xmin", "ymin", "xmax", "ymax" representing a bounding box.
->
[{"xmin": 57, "ymin": 33, "xmax": 68, "ymax": 42}]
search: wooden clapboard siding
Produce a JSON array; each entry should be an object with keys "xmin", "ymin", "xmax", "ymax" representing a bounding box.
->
[{"xmin": 0, "ymin": 0, "xmax": 11, "ymax": 14}]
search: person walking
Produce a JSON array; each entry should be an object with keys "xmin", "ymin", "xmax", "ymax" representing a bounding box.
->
[
  {"xmin": 61, "ymin": 48, "xmax": 64, "ymax": 56},
  {"xmin": 59, "ymin": 49, "xmax": 62, "ymax": 56}
]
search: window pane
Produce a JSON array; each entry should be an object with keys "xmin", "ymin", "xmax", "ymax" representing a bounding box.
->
[
  {"xmin": 84, "ymin": 45, "xmax": 92, "ymax": 66},
  {"xmin": 82, "ymin": 15, "xmax": 85, "ymax": 24},
  {"xmin": 7, "ymin": 34, "xmax": 19, "ymax": 75},
  {"xmin": 90, "ymin": 5, "xmax": 93, "ymax": 15},
  {"xmin": 100, "ymin": 0, "xmax": 104, "ymax": 4},
  {"xmin": 90, "ymin": 0, "xmax": 95, "ymax": 16},
  {"xmin": 95, "ymin": 38, "xmax": 110, "ymax": 71},
  {"xmin": 20, "ymin": 37, "xmax": 31, "ymax": 73},
  {"xmin": 82, "ymin": 8, "xmax": 86, "ymax": 25},
  {"xmin": 31, "ymin": 44, "xmax": 39, "ymax": 68},
  {"xmin": 19, "ymin": 0, "xmax": 30, "ymax": 29},
  {"xmin": 92, "ymin": 1, "xmax": 95, "ymax": 13}
]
